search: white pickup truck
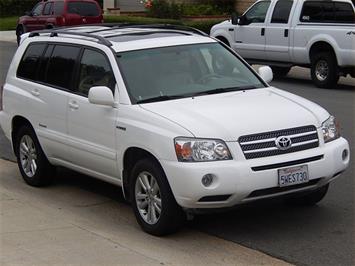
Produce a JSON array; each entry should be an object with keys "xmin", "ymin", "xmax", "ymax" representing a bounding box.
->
[{"xmin": 211, "ymin": 0, "xmax": 355, "ymax": 88}]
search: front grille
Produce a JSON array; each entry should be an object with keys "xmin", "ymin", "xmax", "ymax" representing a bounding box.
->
[{"xmin": 239, "ymin": 125, "xmax": 319, "ymax": 159}]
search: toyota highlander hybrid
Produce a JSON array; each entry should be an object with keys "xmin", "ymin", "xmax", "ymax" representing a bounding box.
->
[{"xmin": 0, "ymin": 25, "xmax": 350, "ymax": 235}]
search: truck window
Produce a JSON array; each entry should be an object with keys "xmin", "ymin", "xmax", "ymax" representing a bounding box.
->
[
  {"xmin": 334, "ymin": 2, "xmax": 354, "ymax": 23},
  {"xmin": 244, "ymin": 1, "xmax": 271, "ymax": 23},
  {"xmin": 301, "ymin": 1, "xmax": 355, "ymax": 23},
  {"xmin": 271, "ymin": 0, "xmax": 294, "ymax": 23}
]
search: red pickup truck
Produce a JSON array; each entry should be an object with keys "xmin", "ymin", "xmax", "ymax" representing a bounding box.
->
[{"xmin": 17, "ymin": 0, "xmax": 103, "ymax": 44}]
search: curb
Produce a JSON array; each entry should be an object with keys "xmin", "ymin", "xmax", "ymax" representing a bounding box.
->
[{"xmin": 0, "ymin": 31, "xmax": 17, "ymax": 42}]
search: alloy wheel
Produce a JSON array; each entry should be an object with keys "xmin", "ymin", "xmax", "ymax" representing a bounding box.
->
[
  {"xmin": 19, "ymin": 135, "xmax": 38, "ymax": 177},
  {"xmin": 135, "ymin": 171, "xmax": 162, "ymax": 225}
]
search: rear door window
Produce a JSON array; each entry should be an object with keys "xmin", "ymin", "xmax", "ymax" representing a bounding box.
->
[
  {"xmin": 17, "ymin": 43, "xmax": 46, "ymax": 81},
  {"xmin": 67, "ymin": 2, "xmax": 100, "ymax": 16},
  {"xmin": 45, "ymin": 45, "xmax": 81, "ymax": 90},
  {"xmin": 271, "ymin": 0, "xmax": 294, "ymax": 23}
]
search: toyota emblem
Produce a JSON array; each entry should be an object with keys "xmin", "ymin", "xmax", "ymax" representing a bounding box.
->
[{"xmin": 275, "ymin": 136, "xmax": 292, "ymax": 150}]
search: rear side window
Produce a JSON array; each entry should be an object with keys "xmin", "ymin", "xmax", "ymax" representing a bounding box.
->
[
  {"xmin": 76, "ymin": 49, "xmax": 115, "ymax": 96},
  {"xmin": 46, "ymin": 45, "xmax": 81, "ymax": 89},
  {"xmin": 67, "ymin": 2, "xmax": 100, "ymax": 16},
  {"xmin": 53, "ymin": 1, "xmax": 64, "ymax": 15},
  {"xmin": 17, "ymin": 43, "xmax": 46, "ymax": 81},
  {"xmin": 301, "ymin": 1, "xmax": 354, "ymax": 23},
  {"xmin": 43, "ymin": 2, "xmax": 53, "ymax": 15},
  {"xmin": 271, "ymin": 0, "xmax": 294, "ymax": 23},
  {"xmin": 335, "ymin": 2, "xmax": 354, "ymax": 23}
]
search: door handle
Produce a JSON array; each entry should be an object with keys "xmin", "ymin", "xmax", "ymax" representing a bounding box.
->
[
  {"xmin": 31, "ymin": 89, "xmax": 40, "ymax": 97},
  {"xmin": 284, "ymin": 29, "xmax": 289, "ymax": 38},
  {"xmin": 261, "ymin": 28, "xmax": 265, "ymax": 36},
  {"xmin": 69, "ymin": 101, "xmax": 79, "ymax": 110}
]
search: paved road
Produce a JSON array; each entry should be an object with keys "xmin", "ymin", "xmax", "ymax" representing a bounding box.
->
[{"xmin": 0, "ymin": 41, "xmax": 354, "ymax": 266}]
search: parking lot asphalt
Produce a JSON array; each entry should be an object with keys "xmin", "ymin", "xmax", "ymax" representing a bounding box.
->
[{"xmin": 0, "ymin": 41, "xmax": 354, "ymax": 266}]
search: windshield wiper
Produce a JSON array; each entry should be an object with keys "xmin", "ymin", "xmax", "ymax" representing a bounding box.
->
[
  {"xmin": 189, "ymin": 86, "xmax": 258, "ymax": 97},
  {"xmin": 136, "ymin": 95, "xmax": 185, "ymax": 104}
]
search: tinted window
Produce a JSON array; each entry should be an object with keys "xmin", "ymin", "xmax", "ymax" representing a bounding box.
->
[
  {"xmin": 335, "ymin": 2, "xmax": 354, "ymax": 23},
  {"xmin": 46, "ymin": 45, "xmax": 80, "ymax": 89},
  {"xmin": 271, "ymin": 0, "xmax": 293, "ymax": 23},
  {"xmin": 301, "ymin": 1, "xmax": 355, "ymax": 23},
  {"xmin": 17, "ymin": 43, "xmax": 46, "ymax": 81},
  {"xmin": 43, "ymin": 2, "xmax": 53, "ymax": 15},
  {"xmin": 38, "ymin": 45, "xmax": 54, "ymax": 83},
  {"xmin": 245, "ymin": 1, "xmax": 271, "ymax": 23},
  {"xmin": 53, "ymin": 1, "xmax": 64, "ymax": 15},
  {"xmin": 76, "ymin": 49, "xmax": 115, "ymax": 96},
  {"xmin": 32, "ymin": 3, "xmax": 44, "ymax": 16},
  {"xmin": 67, "ymin": 2, "xmax": 100, "ymax": 16}
]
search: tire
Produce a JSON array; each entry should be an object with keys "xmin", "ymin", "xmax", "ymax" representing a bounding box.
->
[
  {"xmin": 311, "ymin": 52, "xmax": 339, "ymax": 88},
  {"xmin": 271, "ymin": 66, "xmax": 291, "ymax": 78},
  {"xmin": 130, "ymin": 158, "xmax": 185, "ymax": 236},
  {"xmin": 15, "ymin": 125, "xmax": 55, "ymax": 187},
  {"xmin": 284, "ymin": 184, "xmax": 329, "ymax": 206},
  {"xmin": 16, "ymin": 26, "xmax": 24, "ymax": 46}
]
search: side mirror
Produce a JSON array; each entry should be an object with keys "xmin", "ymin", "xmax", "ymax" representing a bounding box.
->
[
  {"xmin": 258, "ymin": 66, "xmax": 273, "ymax": 83},
  {"xmin": 238, "ymin": 15, "xmax": 248, "ymax": 25},
  {"xmin": 88, "ymin": 86, "xmax": 114, "ymax": 106},
  {"xmin": 231, "ymin": 13, "xmax": 239, "ymax": 25},
  {"xmin": 25, "ymin": 11, "xmax": 33, "ymax": 16}
]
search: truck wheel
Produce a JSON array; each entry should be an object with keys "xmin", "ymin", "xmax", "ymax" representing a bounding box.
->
[
  {"xmin": 271, "ymin": 66, "xmax": 291, "ymax": 78},
  {"xmin": 284, "ymin": 184, "xmax": 329, "ymax": 206},
  {"xmin": 15, "ymin": 126, "xmax": 55, "ymax": 187},
  {"xmin": 130, "ymin": 158, "xmax": 185, "ymax": 236},
  {"xmin": 311, "ymin": 52, "xmax": 339, "ymax": 88}
]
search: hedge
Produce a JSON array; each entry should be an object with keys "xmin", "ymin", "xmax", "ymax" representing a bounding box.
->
[{"xmin": 0, "ymin": 0, "xmax": 38, "ymax": 17}]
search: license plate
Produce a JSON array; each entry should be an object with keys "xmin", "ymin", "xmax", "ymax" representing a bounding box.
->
[{"xmin": 278, "ymin": 165, "xmax": 309, "ymax": 187}]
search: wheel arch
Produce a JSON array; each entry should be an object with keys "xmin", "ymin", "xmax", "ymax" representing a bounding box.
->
[
  {"xmin": 121, "ymin": 146, "xmax": 166, "ymax": 201},
  {"xmin": 16, "ymin": 24, "xmax": 26, "ymax": 35},
  {"xmin": 308, "ymin": 39, "xmax": 339, "ymax": 65},
  {"xmin": 11, "ymin": 116, "xmax": 34, "ymax": 156}
]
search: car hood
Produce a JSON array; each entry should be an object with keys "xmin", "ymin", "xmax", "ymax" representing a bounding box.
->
[{"xmin": 140, "ymin": 87, "xmax": 330, "ymax": 141}]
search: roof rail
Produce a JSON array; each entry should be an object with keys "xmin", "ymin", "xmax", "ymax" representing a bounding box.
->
[
  {"xmin": 28, "ymin": 30, "xmax": 112, "ymax": 47},
  {"xmin": 64, "ymin": 23, "xmax": 208, "ymax": 37}
]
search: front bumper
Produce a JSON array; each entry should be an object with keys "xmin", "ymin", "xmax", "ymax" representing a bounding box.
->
[{"xmin": 161, "ymin": 137, "xmax": 350, "ymax": 209}]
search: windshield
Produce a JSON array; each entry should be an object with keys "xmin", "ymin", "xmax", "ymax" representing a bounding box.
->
[{"xmin": 117, "ymin": 43, "xmax": 265, "ymax": 104}]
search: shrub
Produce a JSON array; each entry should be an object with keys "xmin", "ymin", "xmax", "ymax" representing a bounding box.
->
[
  {"xmin": 147, "ymin": 0, "xmax": 183, "ymax": 19},
  {"xmin": 0, "ymin": 0, "xmax": 38, "ymax": 17}
]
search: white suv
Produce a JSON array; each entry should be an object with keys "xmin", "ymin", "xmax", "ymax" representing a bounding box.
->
[{"xmin": 0, "ymin": 25, "xmax": 350, "ymax": 235}]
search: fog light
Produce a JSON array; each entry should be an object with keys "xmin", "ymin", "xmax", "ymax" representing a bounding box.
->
[
  {"xmin": 202, "ymin": 174, "xmax": 215, "ymax": 187},
  {"xmin": 342, "ymin": 149, "xmax": 349, "ymax": 161}
]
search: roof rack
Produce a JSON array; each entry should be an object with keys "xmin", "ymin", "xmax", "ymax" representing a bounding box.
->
[
  {"xmin": 28, "ymin": 30, "xmax": 113, "ymax": 47},
  {"xmin": 62, "ymin": 23, "xmax": 208, "ymax": 37},
  {"xmin": 99, "ymin": 24, "xmax": 208, "ymax": 37}
]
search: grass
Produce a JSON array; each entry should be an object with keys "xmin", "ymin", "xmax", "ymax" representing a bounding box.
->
[
  {"xmin": 0, "ymin": 15, "xmax": 224, "ymax": 34},
  {"xmin": 0, "ymin": 17, "xmax": 18, "ymax": 31}
]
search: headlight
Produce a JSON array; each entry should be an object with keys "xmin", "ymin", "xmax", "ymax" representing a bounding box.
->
[
  {"xmin": 174, "ymin": 138, "xmax": 232, "ymax": 162},
  {"xmin": 322, "ymin": 116, "xmax": 340, "ymax": 143}
]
